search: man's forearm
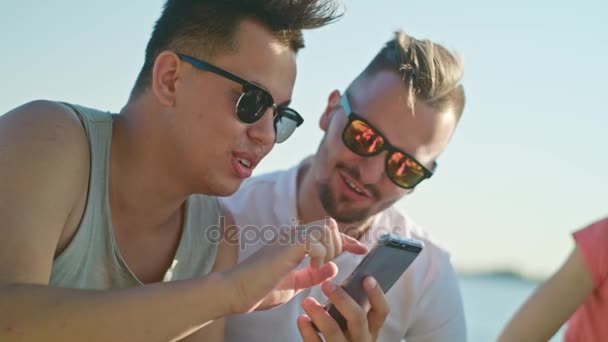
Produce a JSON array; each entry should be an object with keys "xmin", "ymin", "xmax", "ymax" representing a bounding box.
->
[{"xmin": 0, "ymin": 273, "xmax": 230, "ymax": 342}]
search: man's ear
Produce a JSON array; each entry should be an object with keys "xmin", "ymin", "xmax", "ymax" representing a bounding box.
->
[
  {"xmin": 151, "ymin": 51, "xmax": 181, "ymax": 107},
  {"xmin": 319, "ymin": 90, "xmax": 341, "ymax": 132}
]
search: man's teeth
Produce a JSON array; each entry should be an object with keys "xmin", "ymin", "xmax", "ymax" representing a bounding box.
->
[
  {"xmin": 345, "ymin": 178, "xmax": 364, "ymax": 194},
  {"xmin": 237, "ymin": 158, "xmax": 252, "ymax": 168}
]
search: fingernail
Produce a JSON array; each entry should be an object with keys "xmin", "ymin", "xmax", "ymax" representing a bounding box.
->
[
  {"xmin": 302, "ymin": 297, "xmax": 314, "ymax": 307},
  {"xmin": 325, "ymin": 281, "xmax": 338, "ymax": 293},
  {"xmin": 365, "ymin": 276, "xmax": 377, "ymax": 289}
]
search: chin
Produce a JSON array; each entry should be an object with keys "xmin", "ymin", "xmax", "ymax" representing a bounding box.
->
[
  {"xmin": 209, "ymin": 179, "xmax": 244, "ymax": 197},
  {"xmin": 333, "ymin": 206, "xmax": 374, "ymax": 224}
]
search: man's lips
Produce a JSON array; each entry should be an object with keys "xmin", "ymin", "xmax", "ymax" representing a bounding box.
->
[
  {"xmin": 233, "ymin": 152, "xmax": 260, "ymax": 169},
  {"xmin": 231, "ymin": 151, "xmax": 263, "ymax": 179},
  {"xmin": 338, "ymin": 171, "xmax": 372, "ymax": 199}
]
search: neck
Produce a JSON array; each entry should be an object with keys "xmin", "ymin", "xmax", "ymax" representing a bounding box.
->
[
  {"xmin": 297, "ymin": 157, "xmax": 373, "ymax": 240},
  {"xmin": 109, "ymin": 97, "xmax": 188, "ymax": 232}
]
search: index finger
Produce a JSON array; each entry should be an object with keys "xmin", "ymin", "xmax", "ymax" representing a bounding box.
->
[
  {"xmin": 340, "ymin": 233, "xmax": 368, "ymax": 255},
  {"xmin": 302, "ymin": 218, "xmax": 367, "ymax": 256}
]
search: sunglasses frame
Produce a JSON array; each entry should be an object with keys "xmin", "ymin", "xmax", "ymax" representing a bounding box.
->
[
  {"xmin": 177, "ymin": 53, "xmax": 304, "ymax": 142},
  {"xmin": 340, "ymin": 94, "xmax": 436, "ymax": 189}
]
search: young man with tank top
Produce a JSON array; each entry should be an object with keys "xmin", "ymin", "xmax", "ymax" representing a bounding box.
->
[{"xmin": 0, "ymin": 1, "xmax": 373, "ymax": 341}]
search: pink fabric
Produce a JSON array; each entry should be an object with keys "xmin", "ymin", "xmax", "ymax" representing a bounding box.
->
[{"xmin": 565, "ymin": 217, "xmax": 608, "ymax": 342}]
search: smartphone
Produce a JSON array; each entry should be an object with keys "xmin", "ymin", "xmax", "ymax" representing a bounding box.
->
[{"xmin": 324, "ymin": 234, "xmax": 423, "ymax": 331}]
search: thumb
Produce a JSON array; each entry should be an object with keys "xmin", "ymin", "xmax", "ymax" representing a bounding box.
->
[{"xmin": 292, "ymin": 262, "xmax": 338, "ymax": 291}]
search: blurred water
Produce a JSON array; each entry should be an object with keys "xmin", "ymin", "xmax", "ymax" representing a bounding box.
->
[{"xmin": 459, "ymin": 274, "xmax": 564, "ymax": 341}]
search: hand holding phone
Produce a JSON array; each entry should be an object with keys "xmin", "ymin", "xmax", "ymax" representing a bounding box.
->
[
  {"xmin": 324, "ymin": 234, "xmax": 423, "ymax": 331},
  {"xmin": 299, "ymin": 275, "xmax": 388, "ymax": 341}
]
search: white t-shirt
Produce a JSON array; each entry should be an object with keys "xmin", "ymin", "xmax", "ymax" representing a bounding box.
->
[{"xmin": 221, "ymin": 163, "xmax": 466, "ymax": 342}]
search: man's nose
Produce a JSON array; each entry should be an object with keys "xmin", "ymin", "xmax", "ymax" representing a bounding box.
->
[
  {"xmin": 358, "ymin": 153, "xmax": 386, "ymax": 185},
  {"xmin": 247, "ymin": 107, "xmax": 276, "ymax": 146}
]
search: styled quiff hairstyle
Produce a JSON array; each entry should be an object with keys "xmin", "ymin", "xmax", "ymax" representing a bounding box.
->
[
  {"xmin": 131, "ymin": 0, "xmax": 342, "ymax": 96},
  {"xmin": 358, "ymin": 31, "xmax": 465, "ymax": 119}
]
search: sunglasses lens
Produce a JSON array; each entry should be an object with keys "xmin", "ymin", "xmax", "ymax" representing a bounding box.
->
[
  {"xmin": 236, "ymin": 89, "xmax": 271, "ymax": 124},
  {"xmin": 386, "ymin": 152, "xmax": 426, "ymax": 188},
  {"xmin": 274, "ymin": 108, "xmax": 301, "ymax": 143},
  {"xmin": 343, "ymin": 119, "xmax": 385, "ymax": 155}
]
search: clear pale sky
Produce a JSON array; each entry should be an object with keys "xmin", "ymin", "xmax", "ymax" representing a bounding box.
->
[{"xmin": 1, "ymin": 0, "xmax": 606, "ymax": 278}]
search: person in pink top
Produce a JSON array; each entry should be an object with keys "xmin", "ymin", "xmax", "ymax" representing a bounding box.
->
[{"xmin": 499, "ymin": 217, "xmax": 608, "ymax": 341}]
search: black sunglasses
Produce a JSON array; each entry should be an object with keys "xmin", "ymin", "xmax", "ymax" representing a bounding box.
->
[
  {"xmin": 340, "ymin": 94, "xmax": 436, "ymax": 189},
  {"xmin": 177, "ymin": 53, "xmax": 304, "ymax": 143}
]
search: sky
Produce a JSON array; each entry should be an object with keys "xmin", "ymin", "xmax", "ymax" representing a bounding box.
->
[{"xmin": 1, "ymin": 0, "xmax": 606, "ymax": 278}]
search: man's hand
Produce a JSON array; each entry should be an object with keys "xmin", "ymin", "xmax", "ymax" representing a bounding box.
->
[
  {"xmin": 297, "ymin": 276, "xmax": 389, "ymax": 342},
  {"xmin": 223, "ymin": 217, "xmax": 368, "ymax": 313}
]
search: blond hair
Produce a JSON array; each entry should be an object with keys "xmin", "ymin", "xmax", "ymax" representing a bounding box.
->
[{"xmin": 359, "ymin": 31, "xmax": 465, "ymax": 118}]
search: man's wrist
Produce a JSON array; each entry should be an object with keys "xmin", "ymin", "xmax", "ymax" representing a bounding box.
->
[{"xmin": 195, "ymin": 272, "xmax": 235, "ymax": 318}]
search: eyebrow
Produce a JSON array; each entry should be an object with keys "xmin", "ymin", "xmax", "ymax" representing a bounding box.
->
[
  {"xmin": 278, "ymin": 99, "xmax": 292, "ymax": 107},
  {"xmin": 250, "ymin": 80, "xmax": 292, "ymax": 107},
  {"xmin": 249, "ymin": 80, "xmax": 268, "ymax": 90}
]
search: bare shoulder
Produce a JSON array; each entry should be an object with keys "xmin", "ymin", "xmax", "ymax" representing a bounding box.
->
[
  {"xmin": 0, "ymin": 100, "xmax": 90, "ymax": 286},
  {"xmin": 0, "ymin": 100, "xmax": 90, "ymax": 203},
  {"xmin": 1, "ymin": 100, "xmax": 87, "ymax": 140}
]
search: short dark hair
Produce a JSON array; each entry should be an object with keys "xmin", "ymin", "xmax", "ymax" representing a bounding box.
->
[{"xmin": 131, "ymin": 0, "xmax": 342, "ymax": 97}]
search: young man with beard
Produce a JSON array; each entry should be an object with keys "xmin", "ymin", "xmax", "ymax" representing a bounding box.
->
[{"xmin": 222, "ymin": 31, "xmax": 467, "ymax": 342}]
